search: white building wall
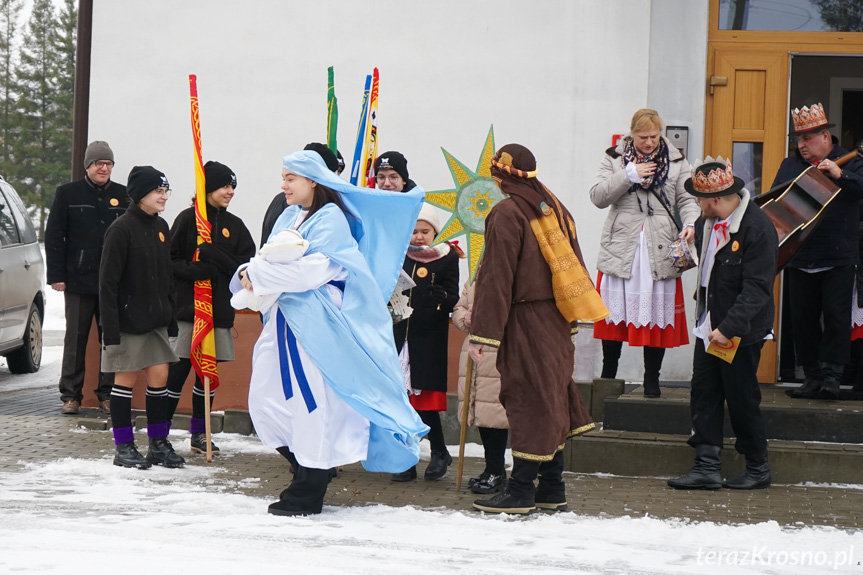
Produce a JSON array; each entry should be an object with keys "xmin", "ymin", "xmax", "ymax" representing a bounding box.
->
[{"xmin": 90, "ymin": 0, "xmax": 708, "ymax": 382}]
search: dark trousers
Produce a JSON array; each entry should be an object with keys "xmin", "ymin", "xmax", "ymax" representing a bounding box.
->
[
  {"xmin": 59, "ymin": 292, "xmax": 113, "ymax": 402},
  {"xmin": 688, "ymin": 341, "xmax": 767, "ymax": 456},
  {"xmin": 478, "ymin": 426, "xmax": 508, "ymax": 475},
  {"xmin": 787, "ymin": 266, "xmax": 855, "ymax": 368}
]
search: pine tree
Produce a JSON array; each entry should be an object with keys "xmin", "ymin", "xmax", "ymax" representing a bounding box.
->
[
  {"xmin": 0, "ymin": 0, "xmax": 23, "ymax": 178},
  {"xmin": 13, "ymin": 0, "xmax": 75, "ymax": 238}
]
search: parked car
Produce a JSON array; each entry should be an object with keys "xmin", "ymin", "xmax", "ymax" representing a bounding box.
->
[{"xmin": 0, "ymin": 174, "xmax": 44, "ymax": 373}]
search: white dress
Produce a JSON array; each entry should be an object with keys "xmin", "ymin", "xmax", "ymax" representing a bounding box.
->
[{"xmin": 239, "ymin": 212, "xmax": 371, "ymax": 469}]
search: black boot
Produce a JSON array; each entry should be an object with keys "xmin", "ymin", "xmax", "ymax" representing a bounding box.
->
[
  {"xmin": 535, "ymin": 451, "xmax": 567, "ymax": 511},
  {"xmin": 146, "ymin": 437, "xmax": 186, "ymax": 468},
  {"xmin": 473, "ymin": 458, "xmax": 537, "ymax": 514},
  {"xmin": 391, "ymin": 465, "xmax": 417, "ymax": 482},
  {"xmin": 601, "ymin": 340, "xmax": 623, "ymax": 379},
  {"xmin": 787, "ymin": 363, "xmax": 822, "ymax": 398},
  {"xmin": 643, "ymin": 347, "xmax": 665, "ymax": 398},
  {"xmin": 819, "ymin": 362, "xmax": 842, "ymax": 400},
  {"xmin": 723, "ymin": 450, "xmax": 771, "ymax": 490},
  {"xmin": 667, "ymin": 444, "xmax": 721, "ymax": 490},
  {"xmin": 190, "ymin": 433, "xmax": 220, "ymax": 455},
  {"xmin": 470, "ymin": 471, "xmax": 506, "ymax": 494},
  {"xmin": 424, "ymin": 450, "xmax": 453, "ymax": 480},
  {"xmin": 114, "ymin": 442, "xmax": 152, "ymax": 469},
  {"xmin": 269, "ymin": 465, "xmax": 330, "ymax": 516}
]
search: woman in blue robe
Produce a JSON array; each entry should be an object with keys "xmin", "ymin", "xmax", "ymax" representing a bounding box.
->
[{"xmin": 231, "ymin": 150, "xmax": 428, "ymax": 516}]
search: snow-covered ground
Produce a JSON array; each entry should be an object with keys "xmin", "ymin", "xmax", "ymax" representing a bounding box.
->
[
  {"xmin": 0, "ymin": 439, "xmax": 861, "ymax": 575},
  {"xmin": 1, "ymin": 251, "xmax": 861, "ymax": 574}
]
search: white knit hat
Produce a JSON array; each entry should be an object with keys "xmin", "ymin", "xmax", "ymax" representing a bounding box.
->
[{"xmin": 417, "ymin": 202, "xmax": 441, "ymax": 235}]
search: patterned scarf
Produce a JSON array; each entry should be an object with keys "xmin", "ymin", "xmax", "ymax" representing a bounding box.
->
[
  {"xmin": 621, "ymin": 135, "xmax": 671, "ymax": 213},
  {"xmin": 491, "ymin": 144, "xmax": 609, "ymax": 323}
]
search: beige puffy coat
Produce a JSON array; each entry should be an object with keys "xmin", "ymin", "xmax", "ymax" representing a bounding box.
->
[
  {"xmin": 452, "ymin": 281, "xmax": 509, "ymax": 429},
  {"xmin": 589, "ymin": 136, "xmax": 700, "ymax": 280}
]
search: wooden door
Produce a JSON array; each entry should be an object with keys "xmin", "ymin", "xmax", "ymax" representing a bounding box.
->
[{"xmin": 705, "ymin": 45, "xmax": 789, "ymax": 383}]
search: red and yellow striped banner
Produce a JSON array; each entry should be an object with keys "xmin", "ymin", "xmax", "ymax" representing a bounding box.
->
[{"xmin": 189, "ymin": 74, "xmax": 219, "ymax": 390}]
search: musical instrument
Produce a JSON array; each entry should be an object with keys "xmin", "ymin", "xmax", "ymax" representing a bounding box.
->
[{"xmin": 754, "ymin": 145, "xmax": 862, "ymax": 270}]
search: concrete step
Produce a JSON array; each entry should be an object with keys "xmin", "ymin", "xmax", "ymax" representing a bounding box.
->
[
  {"xmin": 565, "ymin": 429, "xmax": 863, "ymax": 485},
  {"xmin": 603, "ymin": 385, "xmax": 863, "ymax": 443}
]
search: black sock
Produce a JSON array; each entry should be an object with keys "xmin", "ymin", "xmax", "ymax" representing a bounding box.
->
[
  {"xmin": 109, "ymin": 384, "xmax": 134, "ymax": 430},
  {"xmin": 478, "ymin": 427, "xmax": 508, "ymax": 475},
  {"xmin": 418, "ymin": 410, "xmax": 446, "ymax": 454},
  {"xmin": 165, "ymin": 358, "xmax": 192, "ymax": 421},
  {"xmin": 146, "ymin": 386, "xmax": 168, "ymax": 426},
  {"xmin": 192, "ymin": 378, "xmax": 215, "ymax": 420}
]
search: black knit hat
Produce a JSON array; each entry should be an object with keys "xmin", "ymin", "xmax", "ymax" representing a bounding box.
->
[
  {"xmin": 336, "ymin": 150, "xmax": 345, "ymax": 174},
  {"xmin": 127, "ymin": 166, "xmax": 169, "ymax": 203},
  {"xmin": 303, "ymin": 142, "xmax": 340, "ymax": 173},
  {"xmin": 374, "ymin": 151, "xmax": 409, "ymax": 182},
  {"xmin": 204, "ymin": 161, "xmax": 237, "ymax": 193}
]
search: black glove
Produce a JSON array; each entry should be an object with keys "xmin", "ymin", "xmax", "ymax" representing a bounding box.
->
[
  {"xmin": 198, "ymin": 242, "xmax": 239, "ymax": 276},
  {"xmin": 428, "ymin": 284, "xmax": 448, "ymax": 304}
]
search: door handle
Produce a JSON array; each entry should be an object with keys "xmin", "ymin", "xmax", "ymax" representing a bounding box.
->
[
  {"xmin": 709, "ymin": 75, "xmax": 728, "ymax": 95},
  {"xmin": 24, "ymin": 260, "xmax": 32, "ymax": 270}
]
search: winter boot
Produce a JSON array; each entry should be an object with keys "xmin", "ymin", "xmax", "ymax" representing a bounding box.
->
[
  {"xmin": 473, "ymin": 458, "xmax": 537, "ymax": 514},
  {"xmin": 470, "ymin": 471, "xmax": 506, "ymax": 495},
  {"xmin": 787, "ymin": 363, "xmax": 822, "ymax": 398},
  {"xmin": 114, "ymin": 442, "xmax": 152, "ymax": 469},
  {"xmin": 723, "ymin": 450, "xmax": 771, "ymax": 490},
  {"xmin": 424, "ymin": 450, "xmax": 453, "ymax": 480},
  {"xmin": 391, "ymin": 465, "xmax": 417, "ymax": 482},
  {"xmin": 642, "ymin": 347, "xmax": 665, "ymax": 398},
  {"xmin": 146, "ymin": 437, "xmax": 186, "ymax": 468},
  {"xmin": 819, "ymin": 362, "xmax": 843, "ymax": 400},
  {"xmin": 600, "ymin": 340, "xmax": 623, "ymax": 379},
  {"xmin": 190, "ymin": 433, "xmax": 220, "ymax": 455},
  {"xmin": 535, "ymin": 451, "xmax": 567, "ymax": 511},
  {"xmin": 268, "ymin": 465, "xmax": 330, "ymax": 517},
  {"xmin": 667, "ymin": 444, "xmax": 722, "ymax": 490}
]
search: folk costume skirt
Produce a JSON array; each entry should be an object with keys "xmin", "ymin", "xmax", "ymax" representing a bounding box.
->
[{"xmin": 594, "ymin": 231, "xmax": 688, "ymax": 348}]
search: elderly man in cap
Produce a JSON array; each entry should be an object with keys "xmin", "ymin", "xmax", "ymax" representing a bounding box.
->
[
  {"xmin": 668, "ymin": 157, "xmax": 778, "ymax": 491},
  {"xmin": 773, "ymin": 104, "xmax": 863, "ymax": 400},
  {"xmin": 45, "ymin": 141, "xmax": 129, "ymax": 415}
]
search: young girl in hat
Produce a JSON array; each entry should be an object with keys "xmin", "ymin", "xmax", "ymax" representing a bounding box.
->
[
  {"xmin": 100, "ymin": 166, "xmax": 183, "ymax": 469},
  {"xmin": 164, "ymin": 161, "xmax": 256, "ymax": 455},
  {"xmin": 392, "ymin": 203, "xmax": 461, "ymax": 482},
  {"xmin": 232, "ymin": 150, "xmax": 428, "ymax": 516}
]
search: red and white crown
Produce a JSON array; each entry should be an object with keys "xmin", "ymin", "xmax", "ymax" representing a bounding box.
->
[
  {"xmin": 791, "ymin": 103, "xmax": 829, "ymax": 133},
  {"xmin": 691, "ymin": 156, "xmax": 735, "ymax": 195}
]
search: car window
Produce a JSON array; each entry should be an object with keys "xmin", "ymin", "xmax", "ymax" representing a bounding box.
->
[
  {"xmin": 0, "ymin": 188, "xmax": 21, "ymax": 246},
  {"xmin": 0, "ymin": 182, "xmax": 36, "ymax": 244}
]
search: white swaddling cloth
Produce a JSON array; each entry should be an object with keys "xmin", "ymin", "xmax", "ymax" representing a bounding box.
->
[{"xmin": 231, "ymin": 228, "xmax": 310, "ymax": 312}]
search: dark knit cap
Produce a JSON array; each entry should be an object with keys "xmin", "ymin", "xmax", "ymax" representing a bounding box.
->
[
  {"xmin": 374, "ymin": 151, "xmax": 409, "ymax": 182},
  {"xmin": 83, "ymin": 141, "xmax": 114, "ymax": 168},
  {"xmin": 204, "ymin": 161, "xmax": 237, "ymax": 193},
  {"xmin": 303, "ymin": 142, "xmax": 340, "ymax": 173},
  {"xmin": 126, "ymin": 166, "xmax": 169, "ymax": 203},
  {"xmin": 336, "ymin": 150, "xmax": 345, "ymax": 173}
]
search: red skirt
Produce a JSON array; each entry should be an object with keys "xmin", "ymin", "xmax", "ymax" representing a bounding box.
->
[
  {"xmin": 409, "ymin": 389, "xmax": 447, "ymax": 412},
  {"xmin": 593, "ymin": 272, "xmax": 690, "ymax": 348},
  {"xmin": 853, "ymin": 325, "xmax": 863, "ymax": 341}
]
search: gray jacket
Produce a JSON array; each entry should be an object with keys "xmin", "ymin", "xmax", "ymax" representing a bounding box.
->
[{"xmin": 589, "ymin": 136, "xmax": 699, "ymax": 280}]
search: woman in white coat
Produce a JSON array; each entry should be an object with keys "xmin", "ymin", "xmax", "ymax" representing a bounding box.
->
[{"xmin": 590, "ymin": 109, "xmax": 700, "ymax": 397}]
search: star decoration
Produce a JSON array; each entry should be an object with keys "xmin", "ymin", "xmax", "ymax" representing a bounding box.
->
[{"xmin": 425, "ymin": 126, "xmax": 504, "ymax": 283}]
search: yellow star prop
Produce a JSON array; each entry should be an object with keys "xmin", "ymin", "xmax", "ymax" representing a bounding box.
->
[{"xmin": 426, "ymin": 126, "xmax": 504, "ymax": 283}]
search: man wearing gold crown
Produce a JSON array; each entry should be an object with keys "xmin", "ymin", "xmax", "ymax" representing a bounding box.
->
[
  {"xmin": 668, "ymin": 157, "xmax": 778, "ymax": 491},
  {"xmin": 773, "ymin": 104, "xmax": 863, "ymax": 400}
]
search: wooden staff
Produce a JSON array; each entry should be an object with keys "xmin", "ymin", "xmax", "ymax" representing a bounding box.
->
[
  {"xmin": 204, "ymin": 376, "xmax": 213, "ymax": 462},
  {"xmin": 455, "ymin": 355, "xmax": 474, "ymax": 490}
]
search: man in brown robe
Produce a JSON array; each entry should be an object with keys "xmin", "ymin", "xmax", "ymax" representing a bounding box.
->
[{"xmin": 469, "ymin": 144, "xmax": 608, "ymax": 514}]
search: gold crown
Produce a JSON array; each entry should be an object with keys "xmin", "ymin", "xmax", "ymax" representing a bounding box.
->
[
  {"xmin": 791, "ymin": 103, "xmax": 829, "ymax": 132},
  {"xmin": 691, "ymin": 156, "xmax": 735, "ymax": 195}
]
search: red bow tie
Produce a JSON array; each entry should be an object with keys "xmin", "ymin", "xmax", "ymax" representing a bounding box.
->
[{"xmin": 714, "ymin": 221, "xmax": 729, "ymax": 246}]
